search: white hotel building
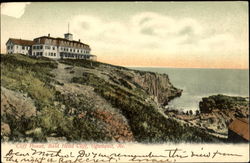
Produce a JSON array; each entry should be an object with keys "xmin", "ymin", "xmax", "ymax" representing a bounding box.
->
[{"xmin": 6, "ymin": 33, "xmax": 96, "ymax": 60}]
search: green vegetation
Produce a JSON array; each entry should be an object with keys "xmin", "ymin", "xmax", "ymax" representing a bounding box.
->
[
  {"xmin": 71, "ymin": 72, "xmax": 220, "ymax": 143},
  {"xmin": 1, "ymin": 54, "xmax": 60, "ymax": 141},
  {"xmin": 1, "ymin": 54, "xmax": 111, "ymax": 142},
  {"xmin": 59, "ymin": 58, "xmax": 155, "ymax": 75},
  {"xmin": 60, "ymin": 58, "xmax": 108, "ymax": 69},
  {"xmin": 1, "ymin": 54, "xmax": 222, "ymax": 143},
  {"xmin": 1, "ymin": 54, "xmax": 57, "ymax": 109}
]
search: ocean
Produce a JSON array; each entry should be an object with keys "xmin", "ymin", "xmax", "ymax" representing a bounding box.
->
[{"xmin": 130, "ymin": 67, "xmax": 249, "ymax": 112}]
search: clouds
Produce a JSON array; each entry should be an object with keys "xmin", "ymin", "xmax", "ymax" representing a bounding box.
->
[
  {"xmin": 1, "ymin": 2, "xmax": 30, "ymax": 18},
  {"xmin": 131, "ymin": 12, "xmax": 203, "ymax": 38},
  {"xmin": 71, "ymin": 11, "xmax": 245, "ymax": 61}
]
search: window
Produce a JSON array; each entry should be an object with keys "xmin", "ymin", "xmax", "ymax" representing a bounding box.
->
[
  {"xmin": 53, "ymin": 46, "xmax": 55, "ymax": 50},
  {"xmin": 7, "ymin": 46, "xmax": 13, "ymax": 50},
  {"xmin": 40, "ymin": 45, "xmax": 43, "ymax": 49},
  {"xmin": 22, "ymin": 46, "xmax": 25, "ymax": 50}
]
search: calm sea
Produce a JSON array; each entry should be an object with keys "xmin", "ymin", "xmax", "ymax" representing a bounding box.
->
[{"xmin": 130, "ymin": 67, "xmax": 249, "ymax": 112}]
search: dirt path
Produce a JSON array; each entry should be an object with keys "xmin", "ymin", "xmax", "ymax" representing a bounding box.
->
[
  {"xmin": 52, "ymin": 62, "xmax": 120, "ymax": 112},
  {"xmin": 52, "ymin": 62, "xmax": 74, "ymax": 83},
  {"xmin": 51, "ymin": 62, "xmax": 134, "ymax": 142}
]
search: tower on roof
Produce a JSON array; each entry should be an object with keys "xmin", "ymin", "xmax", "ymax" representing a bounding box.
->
[{"xmin": 64, "ymin": 23, "xmax": 73, "ymax": 40}]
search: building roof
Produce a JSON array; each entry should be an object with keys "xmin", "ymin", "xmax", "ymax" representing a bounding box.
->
[
  {"xmin": 7, "ymin": 38, "xmax": 34, "ymax": 46},
  {"xmin": 34, "ymin": 36, "xmax": 90, "ymax": 50},
  {"xmin": 228, "ymin": 118, "xmax": 249, "ymax": 141}
]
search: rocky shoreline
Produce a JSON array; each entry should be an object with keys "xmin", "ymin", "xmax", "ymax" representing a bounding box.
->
[{"xmin": 165, "ymin": 94, "xmax": 249, "ymax": 140}]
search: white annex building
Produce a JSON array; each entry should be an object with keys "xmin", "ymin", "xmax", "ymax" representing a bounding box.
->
[{"xmin": 6, "ymin": 32, "xmax": 96, "ymax": 61}]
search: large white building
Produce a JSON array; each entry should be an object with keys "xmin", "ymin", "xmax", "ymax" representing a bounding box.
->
[{"xmin": 6, "ymin": 32, "xmax": 96, "ymax": 60}]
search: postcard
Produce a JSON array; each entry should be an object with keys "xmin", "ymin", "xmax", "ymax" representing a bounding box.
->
[{"xmin": 1, "ymin": 2, "xmax": 249, "ymax": 163}]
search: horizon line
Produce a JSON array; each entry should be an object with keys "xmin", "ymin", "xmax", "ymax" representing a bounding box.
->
[{"xmin": 124, "ymin": 65, "xmax": 249, "ymax": 70}]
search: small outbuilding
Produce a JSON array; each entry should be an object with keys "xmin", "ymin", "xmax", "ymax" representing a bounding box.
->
[{"xmin": 228, "ymin": 118, "xmax": 249, "ymax": 143}]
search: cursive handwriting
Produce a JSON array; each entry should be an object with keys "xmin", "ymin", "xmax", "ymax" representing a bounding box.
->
[{"xmin": 3, "ymin": 147, "xmax": 243, "ymax": 163}]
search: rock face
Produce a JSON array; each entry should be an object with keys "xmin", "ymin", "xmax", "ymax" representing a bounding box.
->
[
  {"xmin": 1, "ymin": 86, "xmax": 37, "ymax": 141},
  {"xmin": 1, "ymin": 122, "xmax": 11, "ymax": 141},
  {"xmin": 1, "ymin": 86, "xmax": 37, "ymax": 118},
  {"xmin": 133, "ymin": 72, "xmax": 182, "ymax": 105}
]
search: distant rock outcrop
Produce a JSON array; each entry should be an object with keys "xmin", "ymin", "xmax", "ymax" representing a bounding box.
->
[
  {"xmin": 167, "ymin": 94, "xmax": 249, "ymax": 140},
  {"xmin": 199, "ymin": 94, "xmax": 249, "ymax": 116},
  {"xmin": 198, "ymin": 95, "xmax": 249, "ymax": 140}
]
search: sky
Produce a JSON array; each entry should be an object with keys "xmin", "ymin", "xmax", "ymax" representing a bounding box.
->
[{"xmin": 1, "ymin": 2, "xmax": 249, "ymax": 69}]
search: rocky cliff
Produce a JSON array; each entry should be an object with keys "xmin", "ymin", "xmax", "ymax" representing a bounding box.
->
[
  {"xmin": 132, "ymin": 72, "xmax": 182, "ymax": 105},
  {"xmin": 1, "ymin": 54, "xmax": 218, "ymax": 143}
]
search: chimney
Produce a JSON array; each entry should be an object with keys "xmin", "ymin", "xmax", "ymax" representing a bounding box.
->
[
  {"xmin": 79, "ymin": 39, "xmax": 81, "ymax": 42},
  {"xmin": 48, "ymin": 33, "xmax": 50, "ymax": 37}
]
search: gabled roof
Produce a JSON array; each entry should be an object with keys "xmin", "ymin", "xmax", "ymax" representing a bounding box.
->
[
  {"xmin": 229, "ymin": 118, "xmax": 249, "ymax": 141},
  {"xmin": 7, "ymin": 38, "xmax": 34, "ymax": 46}
]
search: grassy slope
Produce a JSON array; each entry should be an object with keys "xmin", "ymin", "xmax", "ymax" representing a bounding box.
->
[
  {"xmin": 60, "ymin": 59, "xmax": 221, "ymax": 143},
  {"xmin": 1, "ymin": 54, "xmax": 221, "ymax": 143},
  {"xmin": 1, "ymin": 54, "xmax": 110, "ymax": 142}
]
